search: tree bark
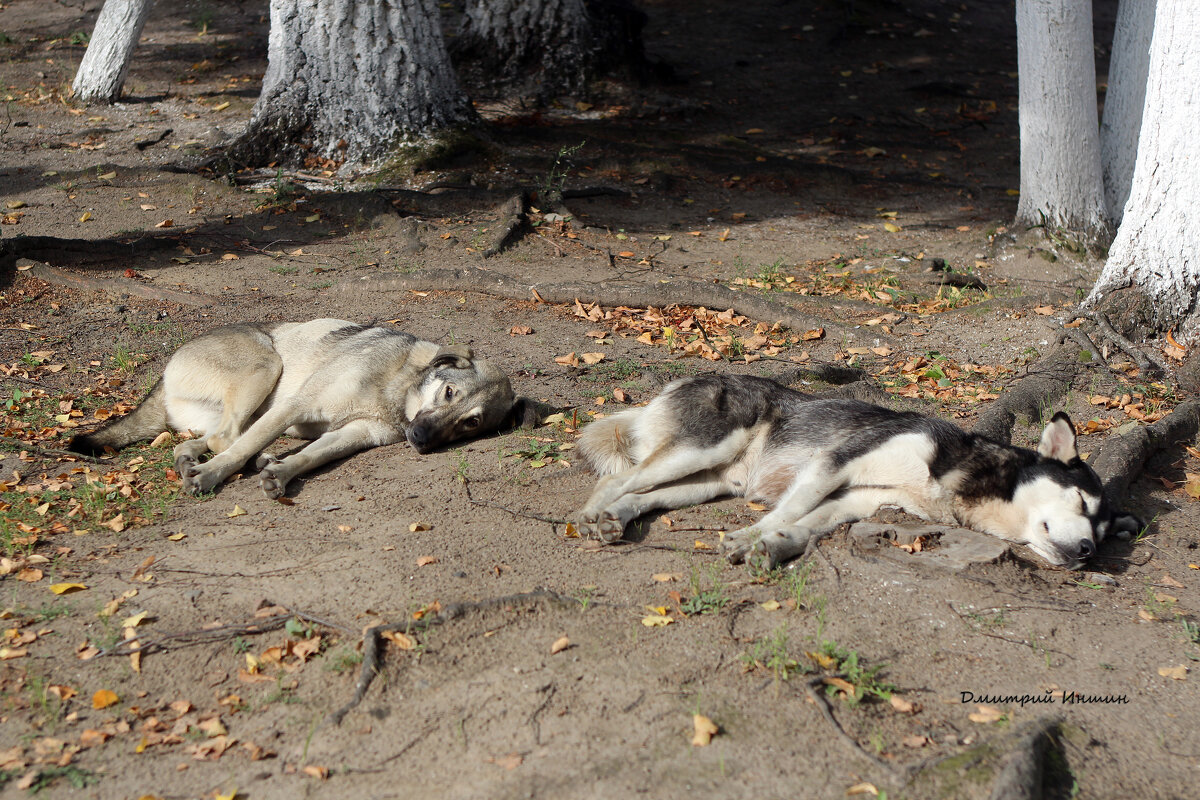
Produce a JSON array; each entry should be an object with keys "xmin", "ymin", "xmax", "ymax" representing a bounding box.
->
[
  {"xmin": 1015, "ymin": 0, "xmax": 1112, "ymax": 242},
  {"xmin": 1100, "ymin": 0, "xmax": 1155, "ymax": 224},
  {"xmin": 229, "ymin": 0, "xmax": 476, "ymax": 168},
  {"xmin": 70, "ymin": 0, "xmax": 154, "ymax": 104},
  {"xmin": 453, "ymin": 0, "xmax": 648, "ymax": 98},
  {"xmin": 1088, "ymin": 0, "xmax": 1200, "ymax": 347}
]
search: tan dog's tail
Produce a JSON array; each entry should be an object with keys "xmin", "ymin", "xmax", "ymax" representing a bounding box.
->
[
  {"xmin": 578, "ymin": 409, "xmax": 640, "ymax": 475},
  {"xmin": 69, "ymin": 379, "xmax": 168, "ymax": 455}
]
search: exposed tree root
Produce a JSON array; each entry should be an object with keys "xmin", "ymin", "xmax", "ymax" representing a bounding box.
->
[
  {"xmin": 482, "ymin": 193, "xmax": 528, "ymax": 257},
  {"xmin": 329, "ymin": 589, "xmax": 577, "ymax": 726},
  {"xmin": 1090, "ymin": 397, "xmax": 1200, "ymax": 503},
  {"xmin": 340, "ymin": 267, "xmax": 885, "ymax": 343},
  {"xmin": 1090, "ymin": 310, "xmax": 1171, "ymax": 376},
  {"xmin": 970, "ymin": 344, "xmax": 1077, "ymax": 444},
  {"xmin": 16, "ymin": 260, "xmax": 216, "ymax": 306}
]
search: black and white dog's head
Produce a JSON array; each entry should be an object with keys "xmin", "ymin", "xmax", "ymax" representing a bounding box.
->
[{"xmin": 1013, "ymin": 413, "xmax": 1142, "ymax": 569}]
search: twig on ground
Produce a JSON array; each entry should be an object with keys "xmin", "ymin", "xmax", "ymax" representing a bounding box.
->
[
  {"xmin": 945, "ymin": 602, "xmax": 1073, "ymax": 660},
  {"xmin": 329, "ymin": 589, "xmax": 575, "ymax": 726},
  {"xmin": 95, "ymin": 608, "xmax": 353, "ymax": 658},
  {"xmin": 800, "ymin": 678, "xmax": 901, "ymax": 777}
]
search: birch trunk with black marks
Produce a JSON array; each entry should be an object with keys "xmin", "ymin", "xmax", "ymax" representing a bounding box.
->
[
  {"xmin": 228, "ymin": 0, "xmax": 475, "ymax": 168},
  {"xmin": 1099, "ymin": 0, "xmax": 1155, "ymax": 224},
  {"xmin": 1015, "ymin": 0, "xmax": 1111, "ymax": 242},
  {"xmin": 1088, "ymin": 0, "xmax": 1200, "ymax": 353},
  {"xmin": 453, "ymin": 0, "xmax": 647, "ymax": 98},
  {"xmin": 71, "ymin": 0, "xmax": 154, "ymax": 104}
]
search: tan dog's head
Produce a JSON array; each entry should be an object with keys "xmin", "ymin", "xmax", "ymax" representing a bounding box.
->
[{"xmin": 404, "ymin": 346, "xmax": 544, "ymax": 453}]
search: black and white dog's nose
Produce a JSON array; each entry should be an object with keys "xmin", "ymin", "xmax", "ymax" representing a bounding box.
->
[{"xmin": 1077, "ymin": 539, "xmax": 1095, "ymax": 558}]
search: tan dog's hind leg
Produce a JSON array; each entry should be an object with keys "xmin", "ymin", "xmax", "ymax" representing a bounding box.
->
[
  {"xmin": 178, "ymin": 399, "xmax": 299, "ymax": 494},
  {"xmin": 170, "ymin": 339, "xmax": 282, "ymax": 481},
  {"xmin": 258, "ymin": 418, "xmax": 401, "ymax": 498}
]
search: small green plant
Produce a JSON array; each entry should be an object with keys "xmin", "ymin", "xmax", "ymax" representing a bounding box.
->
[
  {"xmin": 5, "ymin": 387, "xmax": 24, "ymax": 411},
  {"xmin": 232, "ymin": 636, "xmax": 251, "ymax": 654},
  {"xmin": 26, "ymin": 673, "xmax": 66, "ymax": 730},
  {"xmin": 24, "ymin": 765, "xmax": 99, "ymax": 793},
  {"xmin": 308, "ymin": 280, "xmax": 334, "ymax": 290},
  {"xmin": 450, "ymin": 450, "xmax": 469, "ymax": 484},
  {"xmin": 269, "ymin": 265, "xmax": 298, "ymax": 275},
  {"xmin": 964, "ymin": 609, "xmax": 1008, "ymax": 630},
  {"xmin": 574, "ymin": 586, "xmax": 597, "ymax": 612},
  {"xmin": 110, "ymin": 344, "xmax": 138, "ymax": 372},
  {"xmin": 741, "ymin": 626, "xmax": 804, "ymax": 681},
  {"xmin": 680, "ymin": 564, "xmax": 729, "ymax": 616},
  {"xmin": 324, "ymin": 646, "xmax": 364, "ymax": 675},
  {"xmin": 1180, "ymin": 618, "xmax": 1200, "ymax": 660},
  {"xmin": 285, "ymin": 617, "xmax": 316, "ymax": 639},
  {"xmin": 538, "ymin": 140, "xmax": 586, "ymax": 204},
  {"xmin": 504, "ymin": 437, "xmax": 569, "ymax": 468},
  {"xmin": 68, "ymin": 31, "xmax": 90, "ymax": 46},
  {"xmin": 819, "ymin": 641, "xmax": 895, "ymax": 706}
]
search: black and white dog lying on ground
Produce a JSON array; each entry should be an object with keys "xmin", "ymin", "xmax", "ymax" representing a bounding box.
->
[{"xmin": 574, "ymin": 374, "xmax": 1141, "ymax": 570}]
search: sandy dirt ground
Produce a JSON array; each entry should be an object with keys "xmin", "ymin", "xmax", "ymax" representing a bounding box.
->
[{"xmin": 1, "ymin": 1, "xmax": 1198, "ymax": 798}]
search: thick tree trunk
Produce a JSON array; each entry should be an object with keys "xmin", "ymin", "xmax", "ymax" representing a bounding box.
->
[
  {"xmin": 1100, "ymin": 0, "xmax": 1155, "ymax": 225},
  {"xmin": 1088, "ymin": 0, "xmax": 1200, "ymax": 347},
  {"xmin": 453, "ymin": 0, "xmax": 648, "ymax": 98},
  {"xmin": 230, "ymin": 0, "xmax": 476, "ymax": 168},
  {"xmin": 1015, "ymin": 0, "xmax": 1112, "ymax": 242},
  {"xmin": 70, "ymin": 0, "xmax": 153, "ymax": 104}
]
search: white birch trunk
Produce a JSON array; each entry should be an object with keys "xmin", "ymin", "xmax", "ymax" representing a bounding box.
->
[
  {"xmin": 70, "ymin": 0, "xmax": 154, "ymax": 104},
  {"xmin": 1099, "ymin": 0, "xmax": 1155, "ymax": 225},
  {"xmin": 234, "ymin": 0, "xmax": 475, "ymax": 166},
  {"xmin": 1088, "ymin": 0, "xmax": 1200, "ymax": 346},
  {"xmin": 1015, "ymin": 0, "xmax": 1112, "ymax": 241}
]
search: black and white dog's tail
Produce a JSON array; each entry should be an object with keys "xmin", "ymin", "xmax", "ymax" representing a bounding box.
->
[{"xmin": 579, "ymin": 409, "xmax": 641, "ymax": 476}]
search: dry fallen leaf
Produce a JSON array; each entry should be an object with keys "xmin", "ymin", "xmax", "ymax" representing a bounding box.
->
[
  {"xmin": 509, "ymin": 325, "xmax": 533, "ymax": 336},
  {"xmin": 92, "ymin": 689, "xmax": 119, "ymax": 709},
  {"xmin": 889, "ymin": 695, "xmax": 920, "ymax": 714},
  {"xmin": 416, "ymin": 555, "xmax": 438, "ymax": 567},
  {"xmin": 641, "ymin": 614, "xmax": 674, "ymax": 627},
  {"xmin": 50, "ymin": 582, "xmax": 87, "ymax": 595},
  {"xmin": 226, "ymin": 505, "xmax": 246, "ymax": 518},
  {"xmin": 846, "ymin": 782, "xmax": 880, "ymax": 796},
  {"xmin": 1158, "ymin": 665, "xmax": 1188, "ymax": 681},
  {"xmin": 550, "ymin": 636, "xmax": 570, "ymax": 654},
  {"xmin": 409, "ymin": 522, "xmax": 432, "ymax": 532},
  {"xmin": 691, "ymin": 714, "xmax": 719, "ymax": 746},
  {"xmin": 381, "ymin": 631, "xmax": 416, "ymax": 651},
  {"xmin": 968, "ymin": 704, "xmax": 1005, "ymax": 723},
  {"xmin": 487, "ymin": 752, "xmax": 523, "ymax": 770}
]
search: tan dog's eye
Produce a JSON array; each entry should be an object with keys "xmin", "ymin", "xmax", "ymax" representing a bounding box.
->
[
  {"xmin": 463, "ymin": 417, "xmax": 479, "ymax": 429},
  {"xmin": 444, "ymin": 385, "xmax": 455, "ymax": 400}
]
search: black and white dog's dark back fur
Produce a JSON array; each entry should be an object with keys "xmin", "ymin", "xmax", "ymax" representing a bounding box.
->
[{"xmin": 575, "ymin": 374, "xmax": 1140, "ymax": 570}]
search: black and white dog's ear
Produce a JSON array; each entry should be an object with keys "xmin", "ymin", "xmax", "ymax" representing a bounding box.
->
[
  {"xmin": 430, "ymin": 345, "xmax": 474, "ymax": 369},
  {"xmin": 506, "ymin": 397, "xmax": 561, "ymax": 430},
  {"xmin": 1038, "ymin": 412, "xmax": 1078, "ymax": 462}
]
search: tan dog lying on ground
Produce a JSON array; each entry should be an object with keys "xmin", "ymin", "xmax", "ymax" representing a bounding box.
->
[{"xmin": 71, "ymin": 319, "xmax": 538, "ymax": 497}]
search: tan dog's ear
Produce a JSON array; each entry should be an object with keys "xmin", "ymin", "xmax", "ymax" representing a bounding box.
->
[
  {"xmin": 430, "ymin": 345, "xmax": 473, "ymax": 369},
  {"xmin": 507, "ymin": 397, "xmax": 560, "ymax": 429}
]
